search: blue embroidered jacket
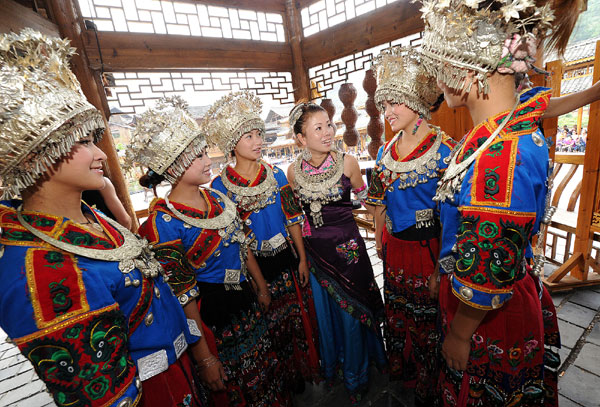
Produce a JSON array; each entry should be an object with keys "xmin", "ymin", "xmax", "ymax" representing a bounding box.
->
[
  {"xmin": 139, "ymin": 188, "xmax": 247, "ymax": 306},
  {"xmin": 0, "ymin": 200, "xmax": 199, "ymax": 407},
  {"xmin": 438, "ymin": 87, "xmax": 551, "ymax": 310},
  {"xmin": 211, "ymin": 163, "xmax": 304, "ymax": 256},
  {"xmin": 367, "ymin": 127, "xmax": 456, "ymax": 233}
]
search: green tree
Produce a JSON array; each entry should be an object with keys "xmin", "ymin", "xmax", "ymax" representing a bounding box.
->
[{"xmin": 570, "ymin": 0, "xmax": 600, "ymax": 44}]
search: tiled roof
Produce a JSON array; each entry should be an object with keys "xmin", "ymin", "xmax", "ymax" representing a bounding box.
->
[{"xmin": 561, "ymin": 74, "xmax": 594, "ymax": 95}]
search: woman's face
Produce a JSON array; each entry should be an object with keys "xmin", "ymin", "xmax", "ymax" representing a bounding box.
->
[
  {"xmin": 382, "ymin": 101, "xmax": 418, "ymax": 133},
  {"xmin": 47, "ymin": 135, "xmax": 107, "ymax": 192},
  {"xmin": 234, "ymin": 129, "xmax": 263, "ymax": 161},
  {"xmin": 297, "ymin": 110, "xmax": 334, "ymax": 155},
  {"xmin": 437, "ymin": 80, "xmax": 467, "ymax": 109},
  {"xmin": 179, "ymin": 149, "xmax": 213, "ymax": 186}
]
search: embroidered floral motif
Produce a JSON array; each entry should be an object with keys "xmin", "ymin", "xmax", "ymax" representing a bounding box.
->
[
  {"xmin": 153, "ymin": 241, "xmax": 196, "ymax": 297},
  {"xmin": 17, "ymin": 306, "xmax": 136, "ymax": 407},
  {"xmin": 455, "ymin": 207, "xmax": 534, "ymax": 291},
  {"xmin": 336, "ymin": 239, "xmax": 360, "ymax": 265},
  {"xmin": 26, "ymin": 249, "xmax": 90, "ymax": 329}
]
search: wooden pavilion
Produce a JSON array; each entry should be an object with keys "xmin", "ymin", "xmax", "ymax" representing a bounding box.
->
[{"xmin": 2, "ymin": 0, "xmax": 599, "ymax": 291}]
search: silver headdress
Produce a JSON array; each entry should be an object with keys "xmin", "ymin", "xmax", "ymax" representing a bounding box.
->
[
  {"xmin": 419, "ymin": 0, "xmax": 554, "ymax": 94},
  {"xmin": 126, "ymin": 96, "xmax": 207, "ymax": 184},
  {"xmin": 203, "ymin": 91, "xmax": 264, "ymax": 157},
  {"xmin": 372, "ymin": 45, "xmax": 440, "ymax": 120},
  {"xmin": 0, "ymin": 29, "xmax": 105, "ymax": 199}
]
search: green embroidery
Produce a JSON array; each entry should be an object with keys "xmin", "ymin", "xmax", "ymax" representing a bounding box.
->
[
  {"xmin": 484, "ymin": 166, "xmax": 500, "ymax": 200},
  {"xmin": 479, "ymin": 221, "xmax": 499, "ymax": 239}
]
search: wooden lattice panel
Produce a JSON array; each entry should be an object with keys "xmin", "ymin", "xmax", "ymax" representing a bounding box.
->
[
  {"xmin": 308, "ymin": 32, "xmax": 422, "ymax": 99},
  {"xmin": 78, "ymin": 0, "xmax": 285, "ymax": 41},
  {"xmin": 301, "ymin": 0, "xmax": 399, "ymax": 37},
  {"xmin": 107, "ymin": 70, "xmax": 294, "ymax": 114}
]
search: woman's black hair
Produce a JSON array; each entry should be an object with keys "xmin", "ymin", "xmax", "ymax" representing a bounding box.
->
[
  {"xmin": 293, "ymin": 102, "xmax": 327, "ymax": 136},
  {"xmin": 139, "ymin": 169, "xmax": 165, "ymax": 196},
  {"xmin": 430, "ymin": 93, "xmax": 445, "ymax": 114}
]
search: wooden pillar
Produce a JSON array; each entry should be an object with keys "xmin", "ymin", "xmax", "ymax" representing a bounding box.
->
[
  {"xmin": 577, "ymin": 107, "xmax": 584, "ymax": 135},
  {"xmin": 573, "ymin": 41, "xmax": 600, "ymax": 277},
  {"xmin": 285, "ymin": 0, "xmax": 310, "ymax": 102},
  {"xmin": 545, "ymin": 41, "xmax": 600, "ymax": 290},
  {"xmin": 46, "ymin": 0, "xmax": 138, "ymax": 230},
  {"xmin": 542, "ymin": 60, "xmax": 563, "ymax": 161}
]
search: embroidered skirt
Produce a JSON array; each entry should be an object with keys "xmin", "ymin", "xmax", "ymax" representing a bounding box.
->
[
  {"xmin": 382, "ymin": 228, "xmax": 440, "ymax": 406},
  {"xmin": 140, "ymin": 353, "xmax": 207, "ymax": 407},
  {"xmin": 438, "ymin": 272, "xmax": 550, "ymax": 406},
  {"xmin": 197, "ymin": 281, "xmax": 292, "ymax": 407},
  {"xmin": 255, "ymin": 245, "xmax": 321, "ymax": 388}
]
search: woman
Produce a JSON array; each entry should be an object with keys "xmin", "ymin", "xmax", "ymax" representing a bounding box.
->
[
  {"xmin": 419, "ymin": 0, "xmax": 582, "ymax": 405},
  {"xmin": 0, "ymin": 29, "xmax": 204, "ymax": 407},
  {"xmin": 206, "ymin": 91, "xmax": 321, "ymax": 391},
  {"xmin": 366, "ymin": 45, "xmax": 456, "ymax": 406},
  {"xmin": 287, "ymin": 102, "xmax": 386, "ymax": 405},
  {"xmin": 132, "ymin": 97, "xmax": 291, "ymax": 406}
]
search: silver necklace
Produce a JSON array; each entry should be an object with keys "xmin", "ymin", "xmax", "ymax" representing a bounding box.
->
[
  {"xmin": 294, "ymin": 151, "xmax": 345, "ymax": 228},
  {"xmin": 17, "ymin": 206, "xmax": 163, "ymax": 279},
  {"xmin": 380, "ymin": 126, "xmax": 443, "ymax": 190},
  {"xmin": 164, "ymin": 188, "xmax": 245, "ymax": 246},
  {"xmin": 219, "ymin": 161, "xmax": 278, "ymax": 212},
  {"xmin": 434, "ymin": 100, "xmax": 519, "ymax": 203}
]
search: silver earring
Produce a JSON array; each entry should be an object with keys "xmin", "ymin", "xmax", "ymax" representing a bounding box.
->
[{"xmin": 302, "ymin": 148, "xmax": 312, "ymax": 161}]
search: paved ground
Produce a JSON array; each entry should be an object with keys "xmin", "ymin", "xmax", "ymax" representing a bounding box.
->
[{"xmin": 1, "ymin": 238, "xmax": 600, "ymax": 406}]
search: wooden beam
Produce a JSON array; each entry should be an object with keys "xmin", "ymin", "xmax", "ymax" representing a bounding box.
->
[
  {"xmin": 0, "ymin": 0, "xmax": 59, "ymax": 36},
  {"xmin": 83, "ymin": 31, "xmax": 294, "ymax": 71},
  {"xmin": 46, "ymin": 0, "xmax": 138, "ymax": 231},
  {"xmin": 177, "ymin": 0, "xmax": 286, "ymax": 13},
  {"xmin": 285, "ymin": 0, "xmax": 310, "ymax": 101},
  {"xmin": 302, "ymin": 1, "xmax": 422, "ymax": 69}
]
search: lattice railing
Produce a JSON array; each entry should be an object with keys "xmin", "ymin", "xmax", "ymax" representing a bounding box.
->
[
  {"xmin": 301, "ymin": 0, "xmax": 399, "ymax": 37},
  {"xmin": 309, "ymin": 32, "xmax": 423, "ymax": 99},
  {"xmin": 78, "ymin": 0, "xmax": 285, "ymax": 41},
  {"xmin": 107, "ymin": 71, "xmax": 294, "ymax": 115}
]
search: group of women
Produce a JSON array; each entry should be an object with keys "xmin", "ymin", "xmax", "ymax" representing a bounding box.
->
[{"xmin": 1, "ymin": 0, "xmax": 599, "ymax": 406}]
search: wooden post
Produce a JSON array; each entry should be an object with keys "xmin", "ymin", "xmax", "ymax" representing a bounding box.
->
[
  {"xmin": 285, "ymin": 0, "xmax": 310, "ymax": 102},
  {"xmin": 577, "ymin": 107, "xmax": 584, "ymax": 135},
  {"xmin": 545, "ymin": 41, "xmax": 600, "ymax": 290},
  {"xmin": 543, "ymin": 60, "xmax": 563, "ymax": 161},
  {"xmin": 45, "ymin": 0, "xmax": 138, "ymax": 230}
]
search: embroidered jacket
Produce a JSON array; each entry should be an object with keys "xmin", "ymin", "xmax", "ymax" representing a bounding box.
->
[
  {"xmin": 211, "ymin": 163, "xmax": 304, "ymax": 256},
  {"xmin": 0, "ymin": 200, "xmax": 199, "ymax": 407},
  {"xmin": 367, "ymin": 128, "xmax": 456, "ymax": 233},
  {"xmin": 139, "ymin": 188, "xmax": 247, "ymax": 306},
  {"xmin": 438, "ymin": 87, "xmax": 551, "ymax": 310}
]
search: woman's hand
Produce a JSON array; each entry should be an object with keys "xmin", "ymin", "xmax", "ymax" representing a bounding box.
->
[
  {"xmin": 298, "ymin": 259, "xmax": 310, "ymax": 287},
  {"xmin": 441, "ymin": 328, "xmax": 471, "ymax": 371},
  {"xmin": 429, "ymin": 269, "xmax": 440, "ymax": 300},
  {"xmin": 197, "ymin": 354, "xmax": 227, "ymax": 391},
  {"xmin": 375, "ymin": 234, "xmax": 383, "ymax": 260},
  {"xmin": 257, "ymin": 288, "xmax": 271, "ymax": 311}
]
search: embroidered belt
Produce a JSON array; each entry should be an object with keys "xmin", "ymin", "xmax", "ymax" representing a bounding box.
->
[
  {"xmin": 249, "ymin": 232, "xmax": 289, "ymax": 257},
  {"xmin": 438, "ymin": 255, "xmax": 456, "ymax": 274},
  {"xmin": 137, "ymin": 332, "xmax": 188, "ymax": 381}
]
